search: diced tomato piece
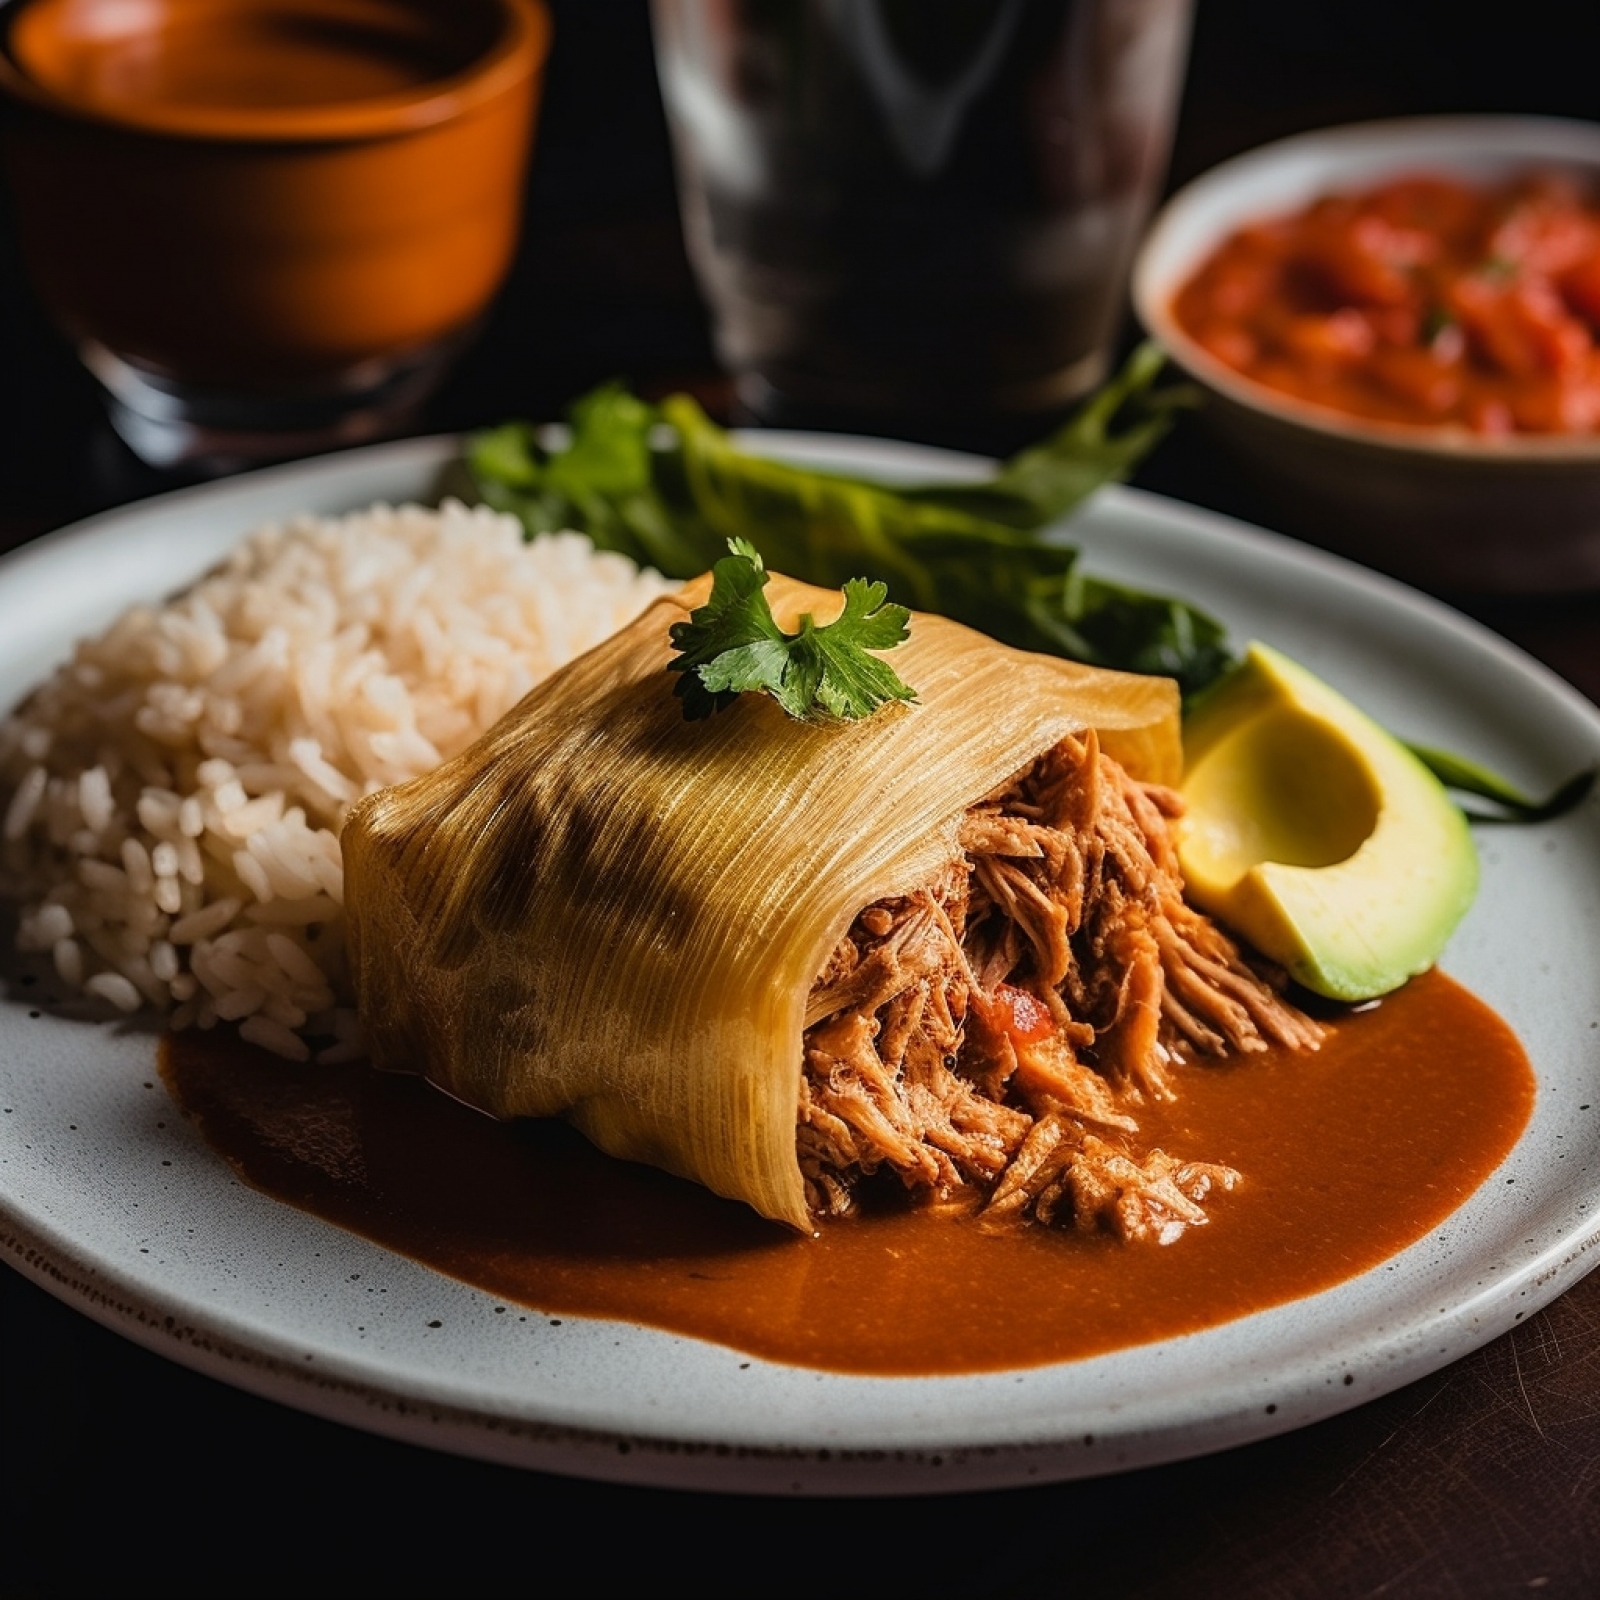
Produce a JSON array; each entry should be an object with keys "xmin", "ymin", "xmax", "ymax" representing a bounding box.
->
[
  {"xmin": 1204, "ymin": 260, "xmax": 1275, "ymax": 320},
  {"xmin": 1467, "ymin": 399, "xmax": 1514, "ymax": 437},
  {"xmin": 1300, "ymin": 236, "xmax": 1408, "ymax": 307},
  {"xmin": 1371, "ymin": 175, "xmax": 1480, "ymax": 241},
  {"xmin": 1561, "ymin": 254, "xmax": 1600, "ymax": 326},
  {"xmin": 1371, "ymin": 305, "xmax": 1422, "ymax": 346},
  {"xmin": 1282, "ymin": 308, "xmax": 1375, "ymax": 365},
  {"xmin": 1194, "ymin": 322, "xmax": 1258, "ymax": 371},
  {"xmin": 989, "ymin": 983, "xmax": 1056, "ymax": 1046},
  {"xmin": 1507, "ymin": 371, "xmax": 1600, "ymax": 434},
  {"xmin": 1369, "ymin": 345, "xmax": 1461, "ymax": 415},
  {"xmin": 1516, "ymin": 284, "xmax": 1592, "ymax": 374},
  {"xmin": 1488, "ymin": 182, "xmax": 1600, "ymax": 278},
  {"xmin": 1449, "ymin": 276, "xmax": 1592, "ymax": 377},
  {"xmin": 1299, "ymin": 212, "xmax": 1434, "ymax": 307}
]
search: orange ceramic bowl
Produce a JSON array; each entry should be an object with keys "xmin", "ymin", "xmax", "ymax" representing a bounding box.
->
[{"xmin": 0, "ymin": 0, "xmax": 550, "ymax": 390}]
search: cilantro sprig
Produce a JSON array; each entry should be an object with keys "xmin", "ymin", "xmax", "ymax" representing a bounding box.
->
[{"xmin": 667, "ymin": 540, "xmax": 917, "ymax": 723}]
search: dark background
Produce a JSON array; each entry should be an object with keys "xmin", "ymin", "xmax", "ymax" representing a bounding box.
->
[{"xmin": 3, "ymin": 3, "xmax": 1599, "ymax": 1596}]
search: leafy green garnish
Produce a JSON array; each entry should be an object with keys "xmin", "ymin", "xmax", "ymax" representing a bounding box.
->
[
  {"xmin": 667, "ymin": 540, "xmax": 917, "ymax": 723},
  {"xmin": 467, "ymin": 342, "xmax": 1225, "ymax": 697},
  {"xmin": 1406, "ymin": 744, "xmax": 1596, "ymax": 824},
  {"xmin": 892, "ymin": 342, "xmax": 1194, "ymax": 529}
]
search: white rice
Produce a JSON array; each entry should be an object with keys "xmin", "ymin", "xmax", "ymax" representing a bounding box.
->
[{"xmin": 0, "ymin": 499, "xmax": 674, "ymax": 1061}]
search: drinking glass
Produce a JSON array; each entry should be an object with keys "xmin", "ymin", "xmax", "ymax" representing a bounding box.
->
[{"xmin": 652, "ymin": 0, "xmax": 1192, "ymax": 442}]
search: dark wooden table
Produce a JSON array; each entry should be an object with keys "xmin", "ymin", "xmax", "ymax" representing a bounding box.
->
[{"xmin": 3, "ymin": 4, "xmax": 1598, "ymax": 1595}]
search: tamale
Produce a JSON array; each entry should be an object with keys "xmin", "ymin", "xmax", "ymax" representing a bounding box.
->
[{"xmin": 342, "ymin": 573, "xmax": 1180, "ymax": 1231}]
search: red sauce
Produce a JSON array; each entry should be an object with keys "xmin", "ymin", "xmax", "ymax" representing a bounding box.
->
[
  {"xmin": 1173, "ymin": 172, "xmax": 1600, "ymax": 435},
  {"xmin": 160, "ymin": 970, "xmax": 1534, "ymax": 1376}
]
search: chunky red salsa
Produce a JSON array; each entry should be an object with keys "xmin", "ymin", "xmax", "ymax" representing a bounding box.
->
[{"xmin": 1173, "ymin": 171, "xmax": 1600, "ymax": 435}]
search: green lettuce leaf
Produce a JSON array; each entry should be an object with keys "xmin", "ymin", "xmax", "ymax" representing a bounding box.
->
[
  {"xmin": 466, "ymin": 350, "xmax": 1584, "ymax": 826},
  {"xmin": 469, "ymin": 343, "xmax": 1226, "ymax": 696}
]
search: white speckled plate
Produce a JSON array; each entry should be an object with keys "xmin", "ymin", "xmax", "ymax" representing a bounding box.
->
[{"xmin": 3, "ymin": 435, "xmax": 1599, "ymax": 1495}]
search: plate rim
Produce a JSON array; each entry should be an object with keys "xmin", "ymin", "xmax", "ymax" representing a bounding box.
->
[{"xmin": 3, "ymin": 431, "xmax": 1599, "ymax": 1496}]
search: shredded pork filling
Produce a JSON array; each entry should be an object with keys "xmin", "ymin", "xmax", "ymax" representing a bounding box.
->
[{"xmin": 797, "ymin": 730, "xmax": 1325, "ymax": 1242}]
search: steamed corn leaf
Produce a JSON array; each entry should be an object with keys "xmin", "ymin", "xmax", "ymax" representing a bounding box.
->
[{"xmin": 343, "ymin": 574, "xmax": 1182, "ymax": 1229}]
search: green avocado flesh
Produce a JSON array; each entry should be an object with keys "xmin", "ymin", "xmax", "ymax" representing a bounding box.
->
[{"xmin": 1178, "ymin": 643, "xmax": 1478, "ymax": 1002}]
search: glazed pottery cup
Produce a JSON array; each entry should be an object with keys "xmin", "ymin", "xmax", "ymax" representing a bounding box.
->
[{"xmin": 0, "ymin": 0, "xmax": 551, "ymax": 468}]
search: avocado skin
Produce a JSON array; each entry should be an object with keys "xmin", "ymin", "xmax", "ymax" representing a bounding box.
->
[{"xmin": 1178, "ymin": 643, "xmax": 1478, "ymax": 1002}]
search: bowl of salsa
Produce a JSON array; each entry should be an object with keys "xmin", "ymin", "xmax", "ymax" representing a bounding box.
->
[{"xmin": 1133, "ymin": 117, "xmax": 1600, "ymax": 593}]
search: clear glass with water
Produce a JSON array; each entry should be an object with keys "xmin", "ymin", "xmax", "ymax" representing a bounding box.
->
[{"xmin": 652, "ymin": 0, "xmax": 1192, "ymax": 440}]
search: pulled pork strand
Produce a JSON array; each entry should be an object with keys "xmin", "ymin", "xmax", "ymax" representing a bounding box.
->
[{"xmin": 797, "ymin": 731, "xmax": 1323, "ymax": 1242}]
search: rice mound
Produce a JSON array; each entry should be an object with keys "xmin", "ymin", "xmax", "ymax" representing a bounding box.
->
[{"xmin": 0, "ymin": 499, "xmax": 674, "ymax": 1061}]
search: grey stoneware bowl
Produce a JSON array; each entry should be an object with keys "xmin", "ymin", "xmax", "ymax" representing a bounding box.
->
[{"xmin": 1132, "ymin": 115, "xmax": 1600, "ymax": 594}]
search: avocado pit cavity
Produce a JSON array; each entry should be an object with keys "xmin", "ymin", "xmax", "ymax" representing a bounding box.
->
[{"xmin": 1178, "ymin": 644, "xmax": 1478, "ymax": 1002}]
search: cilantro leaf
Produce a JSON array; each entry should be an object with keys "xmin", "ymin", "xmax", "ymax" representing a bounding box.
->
[{"xmin": 668, "ymin": 544, "xmax": 916, "ymax": 723}]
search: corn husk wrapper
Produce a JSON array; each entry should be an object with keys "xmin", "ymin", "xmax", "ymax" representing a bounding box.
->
[{"xmin": 343, "ymin": 574, "xmax": 1180, "ymax": 1230}]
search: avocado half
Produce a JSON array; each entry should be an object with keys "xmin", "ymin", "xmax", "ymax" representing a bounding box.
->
[{"xmin": 1178, "ymin": 642, "xmax": 1478, "ymax": 1002}]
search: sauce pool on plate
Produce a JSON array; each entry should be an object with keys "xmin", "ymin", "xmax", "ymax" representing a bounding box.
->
[
  {"xmin": 162, "ymin": 969, "xmax": 1534, "ymax": 1377},
  {"xmin": 1173, "ymin": 172, "xmax": 1600, "ymax": 435}
]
